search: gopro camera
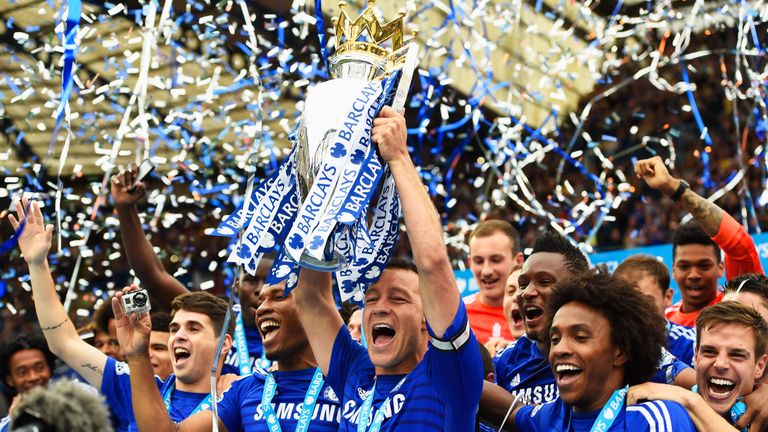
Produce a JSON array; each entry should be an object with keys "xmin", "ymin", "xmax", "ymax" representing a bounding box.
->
[{"xmin": 121, "ymin": 289, "xmax": 151, "ymax": 315}]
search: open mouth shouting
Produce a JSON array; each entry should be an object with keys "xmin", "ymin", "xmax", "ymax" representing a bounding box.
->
[
  {"xmin": 173, "ymin": 346, "xmax": 192, "ymax": 368},
  {"xmin": 523, "ymin": 304, "xmax": 545, "ymax": 328},
  {"xmin": 554, "ymin": 363, "xmax": 584, "ymax": 389},
  {"xmin": 703, "ymin": 376, "xmax": 738, "ymax": 407},
  {"xmin": 259, "ymin": 319, "xmax": 281, "ymax": 343},
  {"xmin": 510, "ymin": 308, "xmax": 524, "ymax": 327},
  {"xmin": 371, "ymin": 323, "xmax": 396, "ymax": 346}
]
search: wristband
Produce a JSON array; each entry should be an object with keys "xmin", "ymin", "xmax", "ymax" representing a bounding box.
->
[{"xmin": 670, "ymin": 179, "xmax": 689, "ymax": 201}]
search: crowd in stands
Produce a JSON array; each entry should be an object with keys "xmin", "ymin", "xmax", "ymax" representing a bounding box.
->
[{"xmin": 1, "ymin": 106, "xmax": 768, "ymax": 431}]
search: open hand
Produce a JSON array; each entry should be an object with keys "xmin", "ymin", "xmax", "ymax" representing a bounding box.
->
[{"xmin": 8, "ymin": 197, "xmax": 53, "ymax": 265}]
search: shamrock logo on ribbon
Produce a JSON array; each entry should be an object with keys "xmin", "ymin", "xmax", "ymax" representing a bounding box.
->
[
  {"xmin": 351, "ymin": 149, "xmax": 365, "ymax": 164},
  {"xmin": 330, "ymin": 142, "xmax": 347, "ymax": 158},
  {"xmin": 288, "ymin": 233, "xmax": 304, "ymax": 250},
  {"xmin": 309, "ymin": 235, "xmax": 324, "ymax": 250}
]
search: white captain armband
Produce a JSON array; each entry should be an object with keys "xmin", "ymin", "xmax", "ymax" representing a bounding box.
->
[{"xmin": 430, "ymin": 320, "xmax": 472, "ymax": 351}]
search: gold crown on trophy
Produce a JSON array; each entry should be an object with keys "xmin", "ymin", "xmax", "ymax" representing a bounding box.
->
[{"xmin": 330, "ymin": 1, "xmax": 415, "ymax": 80}]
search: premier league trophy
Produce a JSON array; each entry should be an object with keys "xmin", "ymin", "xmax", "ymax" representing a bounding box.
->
[{"xmin": 213, "ymin": 1, "xmax": 419, "ymax": 302}]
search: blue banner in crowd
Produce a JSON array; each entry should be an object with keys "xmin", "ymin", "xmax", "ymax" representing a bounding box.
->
[{"xmin": 455, "ymin": 232, "xmax": 768, "ymax": 304}]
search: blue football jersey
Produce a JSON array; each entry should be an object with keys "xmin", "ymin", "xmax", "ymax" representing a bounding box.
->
[
  {"xmin": 516, "ymin": 397, "xmax": 697, "ymax": 431},
  {"xmin": 493, "ymin": 336, "xmax": 559, "ymax": 404},
  {"xmin": 100, "ymin": 357, "xmax": 209, "ymax": 432},
  {"xmin": 0, "ymin": 416, "xmax": 9, "ymax": 432},
  {"xmin": 667, "ymin": 321, "xmax": 696, "ymax": 368},
  {"xmin": 494, "ymin": 336, "xmax": 690, "ymax": 405},
  {"xmin": 223, "ymin": 324, "xmax": 267, "ymax": 375},
  {"xmin": 327, "ymin": 302, "xmax": 483, "ymax": 431},
  {"xmin": 217, "ymin": 368, "xmax": 341, "ymax": 432}
]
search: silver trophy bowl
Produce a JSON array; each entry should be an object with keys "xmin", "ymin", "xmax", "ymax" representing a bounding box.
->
[{"xmin": 294, "ymin": 123, "xmax": 349, "ymax": 271}]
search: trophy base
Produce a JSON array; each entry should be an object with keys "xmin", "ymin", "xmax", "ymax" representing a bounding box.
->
[{"xmin": 299, "ymin": 250, "xmax": 349, "ymax": 272}]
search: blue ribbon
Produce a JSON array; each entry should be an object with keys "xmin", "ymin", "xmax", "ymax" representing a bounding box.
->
[
  {"xmin": 0, "ymin": 214, "xmax": 26, "ymax": 255},
  {"xmin": 261, "ymin": 368, "xmax": 325, "ymax": 432},
  {"xmin": 357, "ymin": 376, "xmax": 407, "ymax": 432},
  {"xmin": 232, "ymin": 303, "xmax": 253, "ymax": 376},
  {"xmin": 162, "ymin": 380, "xmax": 213, "ymax": 416},
  {"xmin": 55, "ymin": 0, "xmax": 81, "ymax": 122},
  {"xmin": 315, "ymin": 0, "xmax": 329, "ymax": 73}
]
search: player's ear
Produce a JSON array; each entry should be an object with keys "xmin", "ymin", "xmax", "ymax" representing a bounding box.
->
[{"xmin": 222, "ymin": 334, "xmax": 233, "ymax": 356}]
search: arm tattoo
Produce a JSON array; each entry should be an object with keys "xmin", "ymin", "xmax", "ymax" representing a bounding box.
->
[
  {"xmin": 680, "ymin": 190, "xmax": 724, "ymax": 237},
  {"xmin": 81, "ymin": 363, "xmax": 104, "ymax": 376},
  {"xmin": 40, "ymin": 317, "xmax": 69, "ymax": 332}
]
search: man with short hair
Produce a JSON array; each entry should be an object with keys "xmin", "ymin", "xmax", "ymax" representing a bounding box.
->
[
  {"xmin": 116, "ymin": 280, "xmax": 341, "ymax": 431},
  {"xmin": 0, "ymin": 333, "xmax": 55, "ymax": 431},
  {"xmin": 148, "ymin": 311, "xmax": 173, "ymax": 380},
  {"xmin": 628, "ymin": 301, "xmax": 768, "ymax": 431},
  {"xmin": 502, "ymin": 270, "xmax": 699, "ymax": 431},
  {"xmin": 9, "ymin": 197, "xmax": 234, "ymax": 431},
  {"xmin": 695, "ymin": 302, "xmax": 767, "ymax": 421},
  {"xmin": 293, "ymin": 106, "xmax": 484, "ymax": 431},
  {"xmin": 110, "ymin": 167, "xmax": 268, "ymax": 374},
  {"xmin": 493, "ymin": 232, "xmax": 590, "ymax": 405},
  {"xmin": 615, "ymin": 254, "xmax": 696, "ymax": 366},
  {"xmin": 465, "ymin": 220, "xmax": 524, "ymax": 345},
  {"xmin": 723, "ymin": 274, "xmax": 768, "ymax": 322},
  {"xmin": 636, "ymin": 156, "xmax": 763, "ymax": 326}
]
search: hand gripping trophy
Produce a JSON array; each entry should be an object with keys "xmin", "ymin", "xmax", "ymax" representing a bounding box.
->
[{"xmin": 214, "ymin": 1, "xmax": 419, "ymax": 302}]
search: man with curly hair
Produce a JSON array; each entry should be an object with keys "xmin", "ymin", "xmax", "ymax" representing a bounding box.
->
[
  {"xmin": 511, "ymin": 270, "xmax": 698, "ymax": 431},
  {"xmin": 481, "ymin": 233, "xmax": 694, "ymax": 429}
]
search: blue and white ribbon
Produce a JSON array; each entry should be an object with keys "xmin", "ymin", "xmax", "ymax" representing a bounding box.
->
[{"xmin": 216, "ymin": 75, "xmax": 408, "ymax": 302}]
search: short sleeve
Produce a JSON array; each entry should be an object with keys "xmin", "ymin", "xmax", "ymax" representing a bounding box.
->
[
  {"xmin": 651, "ymin": 348, "xmax": 689, "ymax": 385},
  {"xmin": 425, "ymin": 302, "xmax": 484, "ymax": 409},
  {"xmin": 217, "ymin": 378, "xmax": 246, "ymax": 432},
  {"xmin": 327, "ymin": 325, "xmax": 372, "ymax": 397}
]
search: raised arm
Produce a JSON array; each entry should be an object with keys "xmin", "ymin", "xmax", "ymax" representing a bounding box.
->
[
  {"xmin": 372, "ymin": 107, "xmax": 459, "ymax": 337},
  {"xmin": 635, "ymin": 156, "xmax": 762, "ymax": 277},
  {"xmin": 112, "ymin": 287, "xmax": 227, "ymax": 432},
  {"xmin": 293, "ymin": 269, "xmax": 342, "ymax": 376},
  {"xmin": 627, "ymin": 382, "xmax": 737, "ymax": 432},
  {"xmin": 111, "ymin": 168, "xmax": 188, "ymax": 307},
  {"xmin": 9, "ymin": 197, "xmax": 108, "ymax": 388}
]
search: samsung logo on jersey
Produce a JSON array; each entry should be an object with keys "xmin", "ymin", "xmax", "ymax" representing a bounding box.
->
[
  {"xmin": 511, "ymin": 384, "xmax": 558, "ymax": 404},
  {"xmin": 253, "ymin": 402, "xmax": 341, "ymax": 423},
  {"xmin": 343, "ymin": 394, "xmax": 405, "ymax": 425}
]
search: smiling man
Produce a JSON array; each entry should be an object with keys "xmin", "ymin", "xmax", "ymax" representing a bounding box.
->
[
  {"xmin": 695, "ymin": 301, "xmax": 767, "ymax": 420},
  {"xmin": 635, "ymin": 156, "xmax": 763, "ymax": 326},
  {"xmin": 9, "ymin": 197, "xmax": 235, "ymax": 431},
  {"xmin": 503, "ymin": 270, "xmax": 526, "ymax": 340},
  {"xmin": 110, "ymin": 167, "xmax": 269, "ymax": 375},
  {"xmin": 509, "ymin": 270, "xmax": 697, "ymax": 431},
  {"xmin": 0, "ymin": 333, "xmax": 56, "ymax": 432},
  {"xmin": 493, "ymin": 232, "xmax": 590, "ymax": 405},
  {"xmin": 117, "ymin": 279, "xmax": 341, "ymax": 432},
  {"xmin": 465, "ymin": 220, "xmax": 524, "ymax": 344},
  {"xmin": 481, "ymin": 233, "xmax": 695, "ymax": 428},
  {"xmin": 293, "ymin": 106, "xmax": 483, "ymax": 431}
]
